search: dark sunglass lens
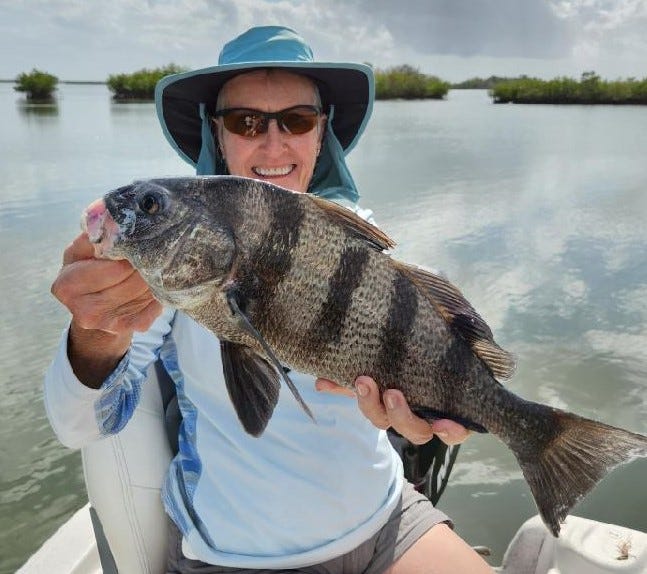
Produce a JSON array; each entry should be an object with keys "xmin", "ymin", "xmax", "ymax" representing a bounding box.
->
[
  {"xmin": 224, "ymin": 110, "xmax": 268, "ymax": 137},
  {"xmin": 219, "ymin": 107, "xmax": 319, "ymax": 137},
  {"xmin": 280, "ymin": 109, "xmax": 319, "ymax": 135}
]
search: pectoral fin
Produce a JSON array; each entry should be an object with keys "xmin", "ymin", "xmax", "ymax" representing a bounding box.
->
[
  {"xmin": 221, "ymin": 341, "xmax": 280, "ymax": 436},
  {"xmin": 225, "ymin": 291, "xmax": 315, "ymax": 428}
]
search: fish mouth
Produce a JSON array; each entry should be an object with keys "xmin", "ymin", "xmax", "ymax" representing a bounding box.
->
[
  {"xmin": 81, "ymin": 198, "xmax": 120, "ymax": 258},
  {"xmin": 82, "ymin": 199, "xmax": 107, "ymax": 242}
]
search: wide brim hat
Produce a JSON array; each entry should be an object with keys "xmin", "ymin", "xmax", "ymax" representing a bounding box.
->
[{"xmin": 155, "ymin": 26, "xmax": 375, "ymax": 167}]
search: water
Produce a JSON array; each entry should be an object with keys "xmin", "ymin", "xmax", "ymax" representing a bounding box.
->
[{"xmin": 1, "ymin": 84, "xmax": 646, "ymax": 572}]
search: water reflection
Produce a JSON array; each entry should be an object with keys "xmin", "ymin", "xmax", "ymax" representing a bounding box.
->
[
  {"xmin": 17, "ymin": 100, "xmax": 59, "ymax": 117},
  {"xmin": 1, "ymin": 85, "xmax": 647, "ymax": 571},
  {"xmin": 110, "ymin": 100, "xmax": 156, "ymax": 113}
]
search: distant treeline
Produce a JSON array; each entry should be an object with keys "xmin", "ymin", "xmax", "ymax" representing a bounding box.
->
[
  {"xmin": 452, "ymin": 76, "xmax": 512, "ymax": 89},
  {"xmin": 107, "ymin": 64, "xmax": 187, "ymax": 100},
  {"xmin": 14, "ymin": 64, "xmax": 450, "ymax": 101},
  {"xmin": 106, "ymin": 63, "xmax": 452, "ymax": 101},
  {"xmin": 11, "ymin": 66, "xmax": 189, "ymax": 100},
  {"xmin": 13, "ymin": 66, "xmax": 647, "ymax": 105},
  {"xmin": 374, "ymin": 65, "xmax": 450, "ymax": 99},
  {"xmin": 490, "ymin": 72, "xmax": 647, "ymax": 104}
]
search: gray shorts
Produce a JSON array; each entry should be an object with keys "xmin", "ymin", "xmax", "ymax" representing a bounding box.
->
[{"xmin": 166, "ymin": 481, "xmax": 451, "ymax": 574}]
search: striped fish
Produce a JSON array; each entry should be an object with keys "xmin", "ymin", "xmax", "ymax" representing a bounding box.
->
[{"xmin": 83, "ymin": 176, "xmax": 647, "ymax": 537}]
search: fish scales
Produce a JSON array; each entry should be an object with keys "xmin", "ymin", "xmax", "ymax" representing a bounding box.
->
[
  {"xmin": 261, "ymin": 200, "xmax": 497, "ymax": 425},
  {"xmin": 84, "ymin": 175, "xmax": 647, "ymax": 537},
  {"xmin": 248, "ymin": 197, "xmax": 475, "ymax": 418}
]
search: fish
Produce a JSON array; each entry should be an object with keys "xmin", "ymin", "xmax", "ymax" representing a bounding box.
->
[{"xmin": 82, "ymin": 175, "xmax": 647, "ymax": 537}]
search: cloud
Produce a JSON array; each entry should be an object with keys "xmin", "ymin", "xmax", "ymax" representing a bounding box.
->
[
  {"xmin": 1, "ymin": 0, "xmax": 227, "ymax": 78},
  {"xmin": 544, "ymin": 1, "xmax": 647, "ymax": 73},
  {"xmin": 2, "ymin": 0, "xmax": 647, "ymax": 81},
  {"xmin": 344, "ymin": 0, "xmax": 575, "ymax": 59}
]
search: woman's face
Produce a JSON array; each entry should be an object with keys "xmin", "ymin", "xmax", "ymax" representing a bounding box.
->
[{"xmin": 214, "ymin": 70, "xmax": 326, "ymax": 193}]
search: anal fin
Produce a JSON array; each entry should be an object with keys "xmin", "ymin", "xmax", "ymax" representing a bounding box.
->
[{"xmin": 411, "ymin": 406, "xmax": 489, "ymax": 434}]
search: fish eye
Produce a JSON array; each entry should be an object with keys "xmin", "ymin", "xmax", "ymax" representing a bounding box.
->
[{"xmin": 139, "ymin": 193, "xmax": 161, "ymax": 215}]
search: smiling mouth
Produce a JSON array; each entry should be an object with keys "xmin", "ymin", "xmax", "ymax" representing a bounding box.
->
[{"xmin": 252, "ymin": 165, "xmax": 295, "ymax": 178}]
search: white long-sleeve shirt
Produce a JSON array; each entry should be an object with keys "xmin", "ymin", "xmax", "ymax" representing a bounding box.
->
[{"xmin": 44, "ymin": 309, "xmax": 404, "ymax": 568}]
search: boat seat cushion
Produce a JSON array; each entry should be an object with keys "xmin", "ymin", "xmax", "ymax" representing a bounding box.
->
[{"xmin": 82, "ymin": 361, "xmax": 175, "ymax": 574}]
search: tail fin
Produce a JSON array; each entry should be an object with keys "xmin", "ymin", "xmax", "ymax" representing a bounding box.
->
[{"xmin": 506, "ymin": 406, "xmax": 647, "ymax": 536}]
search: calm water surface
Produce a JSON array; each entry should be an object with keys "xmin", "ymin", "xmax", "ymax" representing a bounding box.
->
[{"xmin": 1, "ymin": 84, "xmax": 646, "ymax": 572}]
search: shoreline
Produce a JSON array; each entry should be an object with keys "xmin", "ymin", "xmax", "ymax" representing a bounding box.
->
[{"xmin": 0, "ymin": 79, "xmax": 105, "ymax": 84}]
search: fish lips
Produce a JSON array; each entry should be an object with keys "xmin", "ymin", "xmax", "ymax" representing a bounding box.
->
[{"xmin": 82, "ymin": 198, "xmax": 122, "ymax": 259}]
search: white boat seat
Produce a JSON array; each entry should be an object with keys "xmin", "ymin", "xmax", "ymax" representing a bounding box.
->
[
  {"xmin": 81, "ymin": 361, "xmax": 177, "ymax": 574},
  {"xmin": 497, "ymin": 514, "xmax": 647, "ymax": 574}
]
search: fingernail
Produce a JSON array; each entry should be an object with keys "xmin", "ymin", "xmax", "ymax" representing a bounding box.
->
[
  {"xmin": 356, "ymin": 381, "xmax": 368, "ymax": 397},
  {"xmin": 385, "ymin": 394, "xmax": 398, "ymax": 410}
]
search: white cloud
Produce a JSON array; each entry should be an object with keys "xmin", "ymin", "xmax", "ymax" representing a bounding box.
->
[
  {"xmin": 1, "ymin": 0, "xmax": 646, "ymax": 81},
  {"xmin": 345, "ymin": 0, "xmax": 574, "ymax": 58},
  {"xmin": 550, "ymin": 0, "xmax": 647, "ymax": 76}
]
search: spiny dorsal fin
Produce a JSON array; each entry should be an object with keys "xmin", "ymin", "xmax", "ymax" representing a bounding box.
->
[
  {"xmin": 309, "ymin": 195, "xmax": 395, "ymax": 252},
  {"xmin": 395, "ymin": 261, "xmax": 516, "ymax": 380}
]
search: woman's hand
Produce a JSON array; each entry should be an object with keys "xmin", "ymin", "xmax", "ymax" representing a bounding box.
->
[
  {"xmin": 315, "ymin": 375, "xmax": 470, "ymax": 446},
  {"xmin": 52, "ymin": 233, "xmax": 162, "ymax": 335},
  {"xmin": 51, "ymin": 233, "xmax": 163, "ymax": 387}
]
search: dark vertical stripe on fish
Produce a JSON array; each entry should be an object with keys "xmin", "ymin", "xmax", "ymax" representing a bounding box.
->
[
  {"xmin": 307, "ymin": 246, "xmax": 370, "ymax": 348},
  {"xmin": 237, "ymin": 192, "xmax": 305, "ymax": 321},
  {"xmin": 375, "ymin": 272, "xmax": 418, "ymax": 385}
]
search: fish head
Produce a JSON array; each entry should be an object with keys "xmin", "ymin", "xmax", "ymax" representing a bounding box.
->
[{"xmin": 83, "ymin": 179, "xmax": 237, "ymax": 308}]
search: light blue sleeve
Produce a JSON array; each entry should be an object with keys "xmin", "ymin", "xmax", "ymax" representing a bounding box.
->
[{"xmin": 43, "ymin": 309, "xmax": 175, "ymax": 449}]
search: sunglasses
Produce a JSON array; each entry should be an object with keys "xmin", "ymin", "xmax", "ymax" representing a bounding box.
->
[{"xmin": 212, "ymin": 105, "xmax": 322, "ymax": 138}]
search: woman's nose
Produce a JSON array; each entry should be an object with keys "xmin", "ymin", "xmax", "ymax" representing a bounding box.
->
[{"xmin": 261, "ymin": 119, "xmax": 287, "ymax": 151}]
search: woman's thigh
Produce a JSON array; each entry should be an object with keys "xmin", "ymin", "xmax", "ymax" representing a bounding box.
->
[{"xmin": 166, "ymin": 481, "xmax": 453, "ymax": 574}]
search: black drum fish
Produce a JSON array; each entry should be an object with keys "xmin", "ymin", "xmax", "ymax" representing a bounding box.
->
[{"xmin": 82, "ymin": 176, "xmax": 647, "ymax": 536}]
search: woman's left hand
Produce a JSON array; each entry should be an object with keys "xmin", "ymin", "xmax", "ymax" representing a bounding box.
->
[{"xmin": 315, "ymin": 375, "xmax": 470, "ymax": 446}]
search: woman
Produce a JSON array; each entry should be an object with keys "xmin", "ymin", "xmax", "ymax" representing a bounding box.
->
[{"xmin": 46, "ymin": 26, "xmax": 491, "ymax": 573}]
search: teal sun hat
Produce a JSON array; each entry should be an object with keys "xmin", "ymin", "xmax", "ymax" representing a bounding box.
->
[{"xmin": 155, "ymin": 25, "xmax": 375, "ymax": 203}]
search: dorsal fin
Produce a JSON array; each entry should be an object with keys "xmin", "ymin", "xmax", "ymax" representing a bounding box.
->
[
  {"xmin": 309, "ymin": 195, "xmax": 395, "ymax": 252},
  {"xmin": 395, "ymin": 261, "xmax": 516, "ymax": 380}
]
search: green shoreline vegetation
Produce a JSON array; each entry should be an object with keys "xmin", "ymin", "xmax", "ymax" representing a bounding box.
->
[
  {"xmin": 14, "ymin": 69, "xmax": 58, "ymax": 100},
  {"xmin": 9, "ymin": 67, "xmax": 647, "ymax": 105},
  {"xmin": 374, "ymin": 65, "xmax": 450, "ymax": 100},
  {"xmin": 490, "ymin": 72, "xmax": 647, "ymax": 104},
  {"xmin": 452, "ymin": 76, "xmax": 513, "ymax": 89},
  {"xmin": 107, "ymin": 64, "xmax": 188, "ymax": 100}
]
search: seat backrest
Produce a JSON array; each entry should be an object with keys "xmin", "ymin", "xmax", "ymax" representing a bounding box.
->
[
  {"xmin": 499, "ymin": 514, "xmax": 647, "ymax": 574},
  {"xmin": 81, "ymin": 362, "xmax": 174, "ymax": 574}
]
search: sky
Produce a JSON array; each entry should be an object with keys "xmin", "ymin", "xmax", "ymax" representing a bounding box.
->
[{"xmin": 1, "ymin": 0, "xmax": 647, "ymax": 83}]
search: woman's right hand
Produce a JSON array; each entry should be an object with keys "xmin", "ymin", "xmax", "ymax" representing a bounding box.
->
[
  {"xmin": 51, "ymin": 233, "xmax": 162, "ymax": 387},
  {"xmin": 316, "ymin": 376, "xmax": 471, "ymax": 446}
]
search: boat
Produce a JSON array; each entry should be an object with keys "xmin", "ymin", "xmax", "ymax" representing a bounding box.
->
[
  {"xmin": 18, "ymin": 365, "xmax": 647, "ymax": 573},
  {"xmin": 18, "ymin": 504, "xmax": 647, "ymax": 573}
]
